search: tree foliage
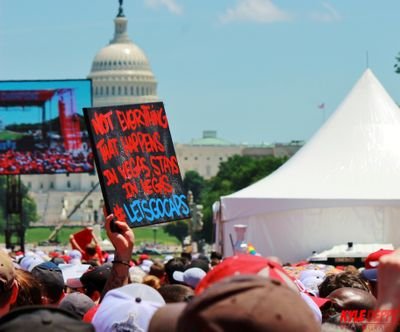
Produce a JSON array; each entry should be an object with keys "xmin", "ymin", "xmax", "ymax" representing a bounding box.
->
[
  {"xmin": 163, "ymin": 219, "xmax": 189, "ymax": 247},
  {"xmin": 198, "ymin": 155, "xmax": 288, "ymax": 243},
  {"xmin": 164, "ymin": 170, "xmax": 206, "ymax": 246},
  {"xmin": 183, "ymin": 170, "xmax": 205, "ymax": 203},
  {"xmin": 395, "ymin": 53, "xmax": 400, "ymax": 74},
  {"xmin": 0, "ymin": 176, "xmax": 39, "ymax": 231},
  {"xmin": 165, "ymin": 155, "xmax": 288, "ymax": 245}
]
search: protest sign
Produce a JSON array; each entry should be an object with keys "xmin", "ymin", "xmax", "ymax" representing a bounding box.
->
[{"xmin": 83, "ymin": 102, "xmax": 190, "ymax": 228}]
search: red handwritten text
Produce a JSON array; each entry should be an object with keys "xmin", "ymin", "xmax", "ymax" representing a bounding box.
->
[
  {"xmin": 115, "ymin": 105, "xmax": 168, "ymax": 131},
  {"xmin": 96, "ymin": 138, "xmax": 119, "ymax": 164},
  {"xmin": 103, "ymin": 168, "xmax": 119, "ymax": 186},
  {"xmin": 117, "ymin": 156, "xmax": 150, "ymax": 180},
  {"xmin": 122, "ymin": 181, "xmax": 139, "ymax": 199},
  {"xmin": 113, "ymin": 204, "xmax": 127, "ymax": 222},
  {"xmin": 140, "ymin": 174, "xmax": 173, "ymax": 195},
  {"xmin": 91, "ymin": 111, "xmax": 114, "ymax": 135},
  {"xmin": 120, "ymin": 132, "xmax": 164, "ymax": 154},
  {"xmin": 150, "ymin": 155, "xmax": 180, "ymax": 175}
]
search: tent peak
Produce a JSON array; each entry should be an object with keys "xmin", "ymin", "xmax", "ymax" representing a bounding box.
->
[{"xmin": 360, "ymin": 68, "xmax": 380, "ymax": 82}]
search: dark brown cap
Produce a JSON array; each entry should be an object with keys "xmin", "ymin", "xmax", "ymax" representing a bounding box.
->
[
  {"xmin": 149, "ymin": 275, "xmax": 320, "ymax": 332},
  {"xmin": 327, "ymin": 287, "xmax": 376, "ymax": 311},
  {"xmin": 0, "ymin": 306, "xmax": 94, "ymax": 332}
]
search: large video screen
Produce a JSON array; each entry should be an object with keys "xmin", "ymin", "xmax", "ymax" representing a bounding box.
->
[{"xmin": 0, "ymin": 79, "xmax": 94, "ymax": 175}]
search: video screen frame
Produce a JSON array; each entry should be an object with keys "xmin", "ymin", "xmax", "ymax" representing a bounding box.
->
[{"xmin": 0, "ymin": 79, "xmax": 94, "ymax": 175}]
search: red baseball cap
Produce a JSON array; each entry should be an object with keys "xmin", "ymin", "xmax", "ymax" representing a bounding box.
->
[
  {"xmin": 139, "ymin": 254, "xmax": 150, "ymax": 262},
  {"xmin": 365, "ymin": 249, "xmax": 394, "ymax": 269},
  {"xmin": 195, "ymin": 254, "xmax": 297, "ymax": 295}
]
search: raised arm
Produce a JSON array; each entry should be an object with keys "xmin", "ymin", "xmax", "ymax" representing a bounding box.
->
[
  {"xmin": 69, "ymin": 234, "xmax": 85, "ymax": 255},
  {"xmin": 100, "ymin": 213, "xmax": 134, "ymax": 301},
  {"xmin": 364, "ymin": 249, "xmax": 400, "ymax": 332}
]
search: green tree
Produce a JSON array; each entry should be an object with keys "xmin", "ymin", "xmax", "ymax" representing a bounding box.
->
[
  {"xmin": 395, "ymin": 53, "xmax": 400, "ymax": 74},
  {"xmin": 0, "ymin": 176, "xmax": 38, "ymax": 232},
  {"xmin": 162, "ymin": 171, "xmax": 206, "ymax": 245},
  {"xmin": 164, "ymin": 219, "xmax": 189, "ymax": 247},
  {"xmin": 165, "ymin": 155, "xmax": 287, "ymax": 245},
  {"xmin": 198, "ymin": 155, "xmax": 287, "ymax": 243},
  {"xmin": 183, "ymin": 170, "xmax": 205, "ymax": 203}
]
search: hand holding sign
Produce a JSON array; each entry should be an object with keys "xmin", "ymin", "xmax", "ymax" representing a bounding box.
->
[{"xmin": 104, "ymin": 213, "xmax": 134, "ymax": 261}]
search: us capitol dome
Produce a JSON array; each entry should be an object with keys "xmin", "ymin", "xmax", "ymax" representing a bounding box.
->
[{"xmin": 88, "ymin": 2, "xmax": 158, "ymax": 107}]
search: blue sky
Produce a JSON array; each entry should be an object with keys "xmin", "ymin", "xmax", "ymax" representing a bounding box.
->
[{"xmin": 1, "ymin": 0, "xmax": 400, "ymax": 145}]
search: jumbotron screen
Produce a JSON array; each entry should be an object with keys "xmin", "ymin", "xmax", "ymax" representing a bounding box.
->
[{"xmin": 0, "ymin": 79, "xmax": 94, "ymax": 175}]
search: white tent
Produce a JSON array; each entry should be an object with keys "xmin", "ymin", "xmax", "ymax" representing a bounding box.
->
[{"xmin": 218, "ymin": 69, "xmax": 400, "ymax": 263}]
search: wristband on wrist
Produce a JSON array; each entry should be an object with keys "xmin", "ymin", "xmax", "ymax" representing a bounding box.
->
[{"xmin": 112, "ymin": 260, "xmax": 130, "ymax": 267}]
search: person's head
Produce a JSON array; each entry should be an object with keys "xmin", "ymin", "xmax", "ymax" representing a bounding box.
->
[
  {"xmin": 0, "ymin": 306, "xmax": 94, "ymax": 331},
  {"xmin": 0, "ymin": 251, "xmax": 18, "ymax": 316},
  {"xmin": 157, "ymin": 284, "xmax": 194, "ymax": 303},
  {"xmin": 31, "ymin": 262, "xmax": 65, "ymax": 305},
  {"xmin": 138, "ymin": 254, "xmax": 150, "ymax": 265},
  {"xmin": 187, "ymin": 259, "xmax": 209, "ymax": 273},
  {"xmin": 18, "ymin": 254, "xmax": 44, "ymax": 272},
  {"xmin": 360, "ymin": 268, "xmax": 378, "ymax": 297},
  {"xmin": 12, "ymin": 269, "xmax": 42, "ymax": 309},
  {"xmin": 298, "ymin": 269, "xmax": 326, "ymax": 296},
  {"xmin": 149, "ymin": 275, "xmax": 320, "ymax": 332},
  {"xmin": 128, "ymin": 266, "xmax": 146, "ymax": 284},
  {"xmin": 68, "ymin": 250, "xmax": 82, "ymax": 265},
  {"xmin": 365, "ymin": 249, "xmax": 394, "ymax": 269},
  {"xmin": 321, "ymin": 287, "xmax": 376, "ymax": 324},
  {"xmin": 85, "ymin": 243, "xmax": 97, "ymax": 257},
  {"xmin": 210, "ymin": 258, "xmax": 220, "ymax": 267},
  {"xmin": 92, "ymin": 283, "xmax": 165, "ymax": 332},
  {"xmin": 196, "ymin": 254, "xmax": 298, "ymax": 295},
  {"xmin": 210, "ymin": 251, "xmax": 222, "ymax": 267},
  {"xmin": 343, "ymin": 265, "xmax": 358, "ymax": 274},
  {"xmin": 180, "ymin": 252, "xmax": 192, "ymax": 264},
  {"xmin": 210, "ymin": 251, "xmax": 222, "ymax": 260},
  {"xmin": 143, "ymin": 275, "xmax": 161, "ymax": 290},
  {"xmin": 80, "ymin": 264, "xmax": 112, "ymax": 302},
  {"xmin": 140, "ymin": 259, "xmax": 154, "ymax": 274},
  {"xmin": 197, "ymin": 254, "xmax": 210, "ymax": 266},
  {"xmin": 328, "ymin": 287, "xmax": 376, "ymax": 310},
  {"xmin": 149, "ymin": 261, "xmax": 165, "ymax": 280},
  {"xmin": 59, "ymin": 293, "xmax": 95, "ymax": 320},
  {"xmin": 318, "ymin": 272, "xmax": 370, "ymax": 298},
  {"xmin": 164, "ymin": 258, "xmax": 186, "ymax": 284},
  {"xmin": 50, "ymin": 256, "xmax": 66, "ymax": 266},
  {"xmin": 172, "ymin": 267, "xmax": 206, "ymax": 289}
]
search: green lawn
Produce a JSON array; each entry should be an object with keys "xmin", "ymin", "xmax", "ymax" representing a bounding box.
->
[
  {"xmin": 2, "ymin": 226, "xmax": 180, "ymax": 247},
  {"xmin": 0, "ymin": 131, "xmax": 25, "ymax": 140}
]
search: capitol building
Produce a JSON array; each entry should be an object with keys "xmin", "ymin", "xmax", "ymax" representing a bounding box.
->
[
  {"xmin": 22, "ymin": 3, "xmax": 301, "ymax": 226},
  {"xmin": 88, "ymin": 4, "xmax": 158, "ymax": 107}
]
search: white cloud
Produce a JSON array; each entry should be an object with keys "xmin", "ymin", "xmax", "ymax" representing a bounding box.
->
[
  {"xmin": 310, "ymin": 2, "xmax": 341, "ymax": 22},
  {"xmin": 144, "ymin": 0, "xmax": 183, "ymax": 15},
  {"xmin": 220, "ymin": 0, "xmax": 291, "ymax": 24}
]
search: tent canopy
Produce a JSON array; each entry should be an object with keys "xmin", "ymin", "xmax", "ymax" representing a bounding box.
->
[{"xmin": 219, "ymin": 69, "xmax": 400, "ymax": 262}]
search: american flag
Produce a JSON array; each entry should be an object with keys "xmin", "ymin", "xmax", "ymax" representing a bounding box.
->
[{"xmin": 318, "ymin": 103, "xmax": 325, "ymax": 109}]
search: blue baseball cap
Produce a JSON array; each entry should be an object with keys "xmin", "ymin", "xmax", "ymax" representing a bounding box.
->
[{"xmin": 361, "ymin": 268, "xmax": 377, "ymax": 282}]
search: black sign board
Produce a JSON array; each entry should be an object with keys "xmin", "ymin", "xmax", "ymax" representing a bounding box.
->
[{"xmin": 83, "ymin": 102, "xmax": 190, "ymax": 228}]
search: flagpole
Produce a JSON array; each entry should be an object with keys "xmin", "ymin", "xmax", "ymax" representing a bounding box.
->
[{"xmin": 318, "ymin": 103, "xmax": 326, "ymax": 124}]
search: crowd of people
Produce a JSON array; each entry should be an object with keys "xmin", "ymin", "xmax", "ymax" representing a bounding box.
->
[
  {"xmin": 0, "ymin": 149, "xmax": 94, "ymax": 174},
  {"xmin": 0, "ymin": 214, "xmax": 400, "ymax": 331}
]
